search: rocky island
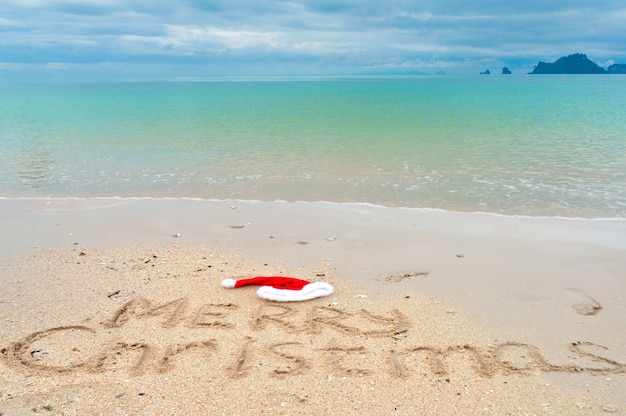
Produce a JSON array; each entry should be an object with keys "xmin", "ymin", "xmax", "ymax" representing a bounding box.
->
[
  {"xmin": 529, "ymin": 53, "xmax": 621, "ymax": 74},
  {"xmin": 608, "ymin": 63, "xmax": 626, "ymax": 74}
]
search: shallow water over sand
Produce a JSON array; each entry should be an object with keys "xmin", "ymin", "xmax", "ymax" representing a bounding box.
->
[{"xmin": 1, "ymin": 75, "xmax": 625, "ymax": 218}]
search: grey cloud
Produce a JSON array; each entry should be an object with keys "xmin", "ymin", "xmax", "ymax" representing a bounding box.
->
[{"xmin": 1, "ymin": 0, "xmax": 625, "ymax": 77}]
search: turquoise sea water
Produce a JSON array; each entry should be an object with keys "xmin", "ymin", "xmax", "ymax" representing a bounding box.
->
[{"xmin": 1, "ymin": 75, "xmax": 625, "ymax": 218}]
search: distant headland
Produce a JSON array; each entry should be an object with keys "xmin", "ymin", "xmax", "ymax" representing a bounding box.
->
[{"xmin": 529, "ymin": 53, "xmax": 626, "ymax": 74}]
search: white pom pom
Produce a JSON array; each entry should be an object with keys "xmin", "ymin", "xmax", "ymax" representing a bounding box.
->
[{"xmin": 221, "ymin": 278, "xmax": 236, "ymax": 288}]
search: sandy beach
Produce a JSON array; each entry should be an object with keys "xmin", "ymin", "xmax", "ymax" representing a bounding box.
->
[{"xmin": 1, "ymin": 198, "xmax": 625, "ymax": 415}]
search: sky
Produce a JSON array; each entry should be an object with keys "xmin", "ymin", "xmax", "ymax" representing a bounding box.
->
[{"xmin": 1, "ymin": 0, "xmax": 625, "ymax": 79}]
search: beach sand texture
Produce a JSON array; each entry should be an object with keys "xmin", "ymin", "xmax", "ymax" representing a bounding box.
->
[{"xmin": 1, "ymin": 199, "xmax": 625, "ymax": 415}]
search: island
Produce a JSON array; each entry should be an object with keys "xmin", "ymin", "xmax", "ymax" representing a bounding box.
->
[
  {"xmin": 502, "ymin": 67, "xmax": 512, "ymax": 75},
  {"xmin": 529, "ymin": 53, "xmax": 607, "ymax": 74},
  {"xmin": 608, "ymin": 64, "xmax": 626, "ymax": 74},
  {"xmin": 480, "ymin": 69, "xmax": 491, "ymax": 75}
]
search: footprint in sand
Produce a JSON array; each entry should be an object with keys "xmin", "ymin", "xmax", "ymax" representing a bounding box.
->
[
  {"xmin": 566, "ymin": 288, "xmax": 603, "ymax": 316},
  {"xmin": 382, "ymin": 271, "xmax": 429, "ymax": 283}
]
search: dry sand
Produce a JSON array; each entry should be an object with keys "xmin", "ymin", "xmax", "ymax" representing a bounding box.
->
[{"xmin": 0, "ymin": 198, "xmax": 625, "ymax": 415}]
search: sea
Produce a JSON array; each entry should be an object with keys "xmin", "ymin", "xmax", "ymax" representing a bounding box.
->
[{"xmin": 1, "ymin": 75, "xmax": 625, "ymax": 219}]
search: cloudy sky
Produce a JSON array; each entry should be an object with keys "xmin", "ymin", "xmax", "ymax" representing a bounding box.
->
[{"xmin": 1, "ymin": 0, "xmax": 625, "ymax": 79}]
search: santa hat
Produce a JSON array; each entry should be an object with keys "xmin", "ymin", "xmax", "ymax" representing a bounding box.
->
[{"xmin": 221, "ymin": 276, "xmax": 333, "ymax": 302}]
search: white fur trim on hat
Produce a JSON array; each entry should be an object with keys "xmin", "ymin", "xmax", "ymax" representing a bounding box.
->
[
  {"xmin": 221, "ymin": 278, "xmax": 237, "ymax": 288},
  {"xmin": 256, "ymin": 281, "xmax": 334, "ymax": 302}
]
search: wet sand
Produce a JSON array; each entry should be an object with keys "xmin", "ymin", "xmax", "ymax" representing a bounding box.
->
[{"xmin": 1, "ymin": 198, "xmax": 625, "ymax": 415}]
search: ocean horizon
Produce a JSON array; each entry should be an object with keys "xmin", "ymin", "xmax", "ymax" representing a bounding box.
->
[{"xmin": 1, "ymin": 74, "xmax": 625, "ymax": 219}]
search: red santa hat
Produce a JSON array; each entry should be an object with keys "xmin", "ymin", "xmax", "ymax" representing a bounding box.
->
[{"xmin": 221, "ymin": 276, "xmax": 334, "ymax": 302}]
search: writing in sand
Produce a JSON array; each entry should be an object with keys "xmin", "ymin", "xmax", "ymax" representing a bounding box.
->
[{"xmin": 1, "ymin": 296, "xmax": 624, "ymax": 378}]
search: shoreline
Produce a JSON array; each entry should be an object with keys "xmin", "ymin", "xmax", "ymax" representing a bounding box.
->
[
  {"xmin": 2, "ymin": 196, "xmax": 625, "ymax": 222},
  {"xmin": 1, "ymin": 198, "xmax": 625, "ymax": 414}
]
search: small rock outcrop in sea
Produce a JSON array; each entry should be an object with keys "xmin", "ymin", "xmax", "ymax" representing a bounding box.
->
[
  {"xmin": 502, "ymin": 67, "xmax": 512, "ymax": 75},
  {"xmin": 607, "ymin": 63, "xmax": 626, "ymax": 74},
  {"xmin": 480, "ymin": 69, "xmax": 491, "ymax": 75},
  {"xmin": 529, "ymin": 53, "xmax": 607, "ymax": 74}
]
